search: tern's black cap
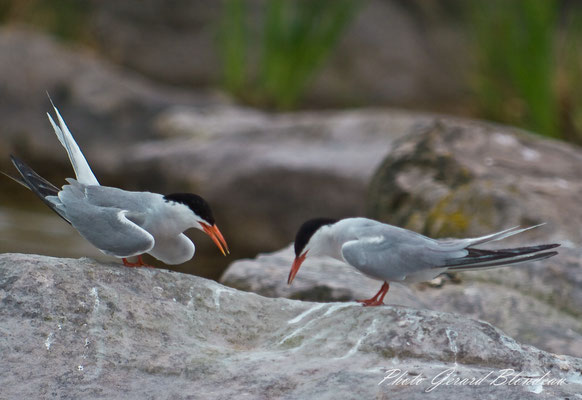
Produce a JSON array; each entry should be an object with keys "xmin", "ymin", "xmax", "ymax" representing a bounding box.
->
[
  {"xmin": 164, "ymin": 193, "xmax": 215, "ymax": 225},
  {"xmin": 294, "ymin": 218, "xmax": 338, "ymax": 256}
]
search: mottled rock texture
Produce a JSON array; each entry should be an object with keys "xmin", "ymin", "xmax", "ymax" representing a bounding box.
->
[
  {"xmin": 1, "ymin": 253, "xmax": 580, "ymax": 399},
  {"xmin": 223, "ymin": 246, "xmax": 582, "ymax": 359},
  {"xmin": 367, "ymin": 120, "xmax": 582, "ymax": 242}
]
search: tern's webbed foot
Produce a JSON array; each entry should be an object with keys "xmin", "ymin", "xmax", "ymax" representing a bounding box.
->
[
  {"xmin": 122, "ymin": 256, "xmax": 154, "ymax": 268},
  {"xmin": 357, "ymin": 281, "xmax": 390, "ymax": 307},
  {"xmin": 356, "ymin": 298, "xmax": 385, "ymax": 307}
]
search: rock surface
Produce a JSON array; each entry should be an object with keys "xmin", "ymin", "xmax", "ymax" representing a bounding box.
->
[
  {"xmin": 1, "ymin": 253, "xmax": 581, "ymax": 399},
  {"xmin": 222, "ymin": 119, "xmax": 582, "ymax": 358},
  {"xmin": 223, "ymin": 246, "xmax": 582, "ymax": 359},
  {"xmin": 367, "ymin": 120, "xmax": 582, "ymax": 242}
]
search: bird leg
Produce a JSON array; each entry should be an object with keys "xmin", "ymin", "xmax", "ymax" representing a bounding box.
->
[
  {"xmin": 357, "ymin": 282, "xmax": 390, "ymax": 307},
  {"xmin": 122, "ymin": 255, "xmax": 153, "ymax": 268}
]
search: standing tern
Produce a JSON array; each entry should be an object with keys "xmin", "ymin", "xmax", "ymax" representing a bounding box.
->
[
  {"xmin": 288, "ymin": 217, "xmax": 559, "ymax": 306},
  {"xmin": 3, "ymin": 99, "xmax": 229, "ymax": 267}
]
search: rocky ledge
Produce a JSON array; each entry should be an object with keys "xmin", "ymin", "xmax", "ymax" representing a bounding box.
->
[{"xmin": 1, "ymin": 253, "xmax": 580, "ymax": 399}]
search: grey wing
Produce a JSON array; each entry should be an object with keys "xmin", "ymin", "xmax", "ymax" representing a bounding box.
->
[
  {"xmin": 53, "ymin": 185, "xmax": 154, "ymax": 257},
  {"xmin": 81, "ymin": 183, "xmax": 156, "ymax": 213},
  {"xmin": 340, "ymin": 227, "xmax": 467, "ymax": 282},
  {"xmin": 341, "ymin": 224, "xmax": 558, "ymax": 282}
]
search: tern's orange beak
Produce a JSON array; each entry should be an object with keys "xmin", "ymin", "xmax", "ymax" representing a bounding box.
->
[
  {"xmin": 288, "ymin": 251, "xmax": 307, "ymax": 285},
  {"xmin": 202, "ymin": 223, "xmax": 230, "ymax": 256}
]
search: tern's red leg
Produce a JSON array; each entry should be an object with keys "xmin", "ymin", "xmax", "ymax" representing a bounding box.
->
[
  {"xmin": 357, "ymin": 282, "xmax": 390, "ymax": 307},
  {"xmin": 122, "ymin": 255, "xmax": 153, "ymax": 268}
]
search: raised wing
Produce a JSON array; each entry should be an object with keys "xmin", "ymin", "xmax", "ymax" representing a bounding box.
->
[{"xmin": 47, "ymin": 95, "xmax": 100, "ymax": 186}]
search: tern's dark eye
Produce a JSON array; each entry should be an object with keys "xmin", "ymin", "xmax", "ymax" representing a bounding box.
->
[{"xmin": 164, "ymin": 193, "xmax": 215, "ymax": 225}]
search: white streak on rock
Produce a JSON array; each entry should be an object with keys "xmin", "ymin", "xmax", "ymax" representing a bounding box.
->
[
  {"xmin": 279, "ymin": 318, "xmax": 319, "ymax": 346},
  {"xmin": 90, "ymin": 287, "xmax": 100, "ymax": 312},
  {"xmin": 288, "ymin": 303, "xmax": 327, "ymax": 325},
  {"xmin": 526, "ymin": 384, "xmax": 543, "ymax": 394},
  {"xmin": 187, "ymin": 286, "xmax": 194, "ymax": 307},
  {"xmin": 322, "ymin": 302, "xmax": 355, "ymax": 317},
  {"xmin": 213, "ymin": 286, "xmax": 234, "ymax": 308},
  {"xmin": 337, "ymin": 319, "xmax": 378, "ymax": 359},
  {"xmin": 446, "ymin": 328, "xmax": 459, "ymax": 365},
  {"xmin": 45, "ymin": 332, "xmax": 54, "ymax": 351}
]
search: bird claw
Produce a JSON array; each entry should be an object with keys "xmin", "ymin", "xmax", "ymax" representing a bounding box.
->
[
  {"xmin": 357, "ymin": 281, "xmax": 390, "ymax": 307},
  {"xmin": 122, "ymin": 256, "xmax": 154, "ymax": 268},
  {"xmin": 356, "ymin": 298, "xmax": 385, "ymax": 307}
]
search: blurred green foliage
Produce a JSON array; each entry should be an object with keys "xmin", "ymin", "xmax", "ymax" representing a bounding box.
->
[
  {"xmin": 218, "ymin": 0, "xmax": 360, "ymax": 110},
  {"xmin": 0, "ymin": 0, "xmax": 89, "ymax": 41},
  {"xmin": 2, "ymin": 0, "xmax": 582, "ymax": 143},
  {"xmin": 468, "ymin": 0, "xmax": 582, "ymax": 142},
  {"xmin": 557, "ymin": 4, "xmax": 582, "ymax": 143}
]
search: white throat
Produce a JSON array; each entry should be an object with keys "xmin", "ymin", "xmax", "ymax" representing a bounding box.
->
[
  {"xmin": 306, "ymin": 224, "xmax": 343, "ymax": 260},
  {"xmin": 146, "ymin": 196, "xmax": 202, "ymax": 235}
]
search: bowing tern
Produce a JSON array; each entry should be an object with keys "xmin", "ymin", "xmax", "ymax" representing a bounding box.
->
[
  {"xmin": 4, "ymin": 98, "xmax": 229, "ymax": 267},
  {"xmin": 288, "ymin": 217, "xmax": 559, "ymax": 306}
]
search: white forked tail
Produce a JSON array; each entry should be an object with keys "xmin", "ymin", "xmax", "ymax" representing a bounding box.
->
[
  {"xmin": 466, "ymin": 223, "xmax": 546, "ymax": 247},
  {"xmin": 46, "ymin": 95, "xmax": 100, "ymax": 186}
]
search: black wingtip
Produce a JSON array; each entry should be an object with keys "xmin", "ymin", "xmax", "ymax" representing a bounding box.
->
[
  {"xmin": 1, "ymin": 169, "xmax": 30, "ymax": 189},
  {"xmin": 448, "ymin": 249, "xmax": 559, "ymax": 271},
  {"xmin": 5, "ymin": 154, "xmax": 70, "ymax": 224}
]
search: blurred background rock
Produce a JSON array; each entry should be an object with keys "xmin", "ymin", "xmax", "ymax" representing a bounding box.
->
[{"xmin": 1, "ymin": 0, "xmax": 581, "ymax": 279}]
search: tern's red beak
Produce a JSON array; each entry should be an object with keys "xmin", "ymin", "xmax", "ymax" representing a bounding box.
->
[
  {"xmin": 202, "ymin": 223, "xmax": 230, "ymax": 256},
  {"xmin": 288, "ymin": 252, "xmax": 307, "ymax": 285}
]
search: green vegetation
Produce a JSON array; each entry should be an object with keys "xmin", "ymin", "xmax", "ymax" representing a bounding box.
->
[
  {"xmin": 468, "ymin": 0, "xmax": 582, "ymax": 142},
  {"xmin": 218, "ymin": 0, "xmax": 360, "ymax": 110},
  {"xmin": 556, "ymin": 5, "xmax": 582, "ymax": 143},
  {"xmin": 0, "ymin": 0, "xmax": 90, "ymax": 41},
  {"xmin": 3, "ymin": 0, "xmax": 582, "ymax": 143}
]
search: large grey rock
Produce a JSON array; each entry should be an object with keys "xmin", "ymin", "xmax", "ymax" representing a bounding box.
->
[
  {"xmin": 367, "ymin": 120, "xmax": 582, "ymax": 242},
  {"xmin": 222, "ymin": 246, "xmax": 582, "ymax": 358},
  {"xmin": 222, "ymin": 119, "xmax": 582, "ymax": 357},
  {"xmin": 1, "ymin": 253, "xmax": 581, "ymax": 399}
]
